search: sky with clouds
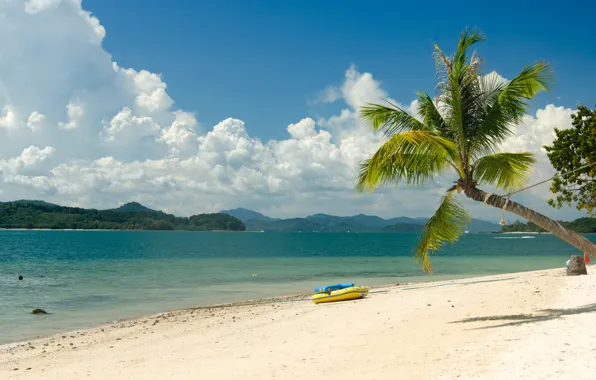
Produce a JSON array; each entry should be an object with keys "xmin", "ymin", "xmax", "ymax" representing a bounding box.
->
[{"xmin": 0, "ymin": 0, "xmax": 591, "ymax": 221}]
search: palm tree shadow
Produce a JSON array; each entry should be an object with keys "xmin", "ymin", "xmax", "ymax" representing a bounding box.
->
[{"xmin": 451, "ymin": 303, "xmax": 596, "ymax": 330}]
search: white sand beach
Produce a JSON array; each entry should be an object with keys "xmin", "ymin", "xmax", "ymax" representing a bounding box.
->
[{"xmin": 2, "ymin": 268, "xmax": 596, "ymax": 380}]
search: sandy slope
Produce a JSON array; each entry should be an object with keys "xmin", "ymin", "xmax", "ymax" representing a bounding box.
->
[{"xmin": 2, "ymin": 268, "xmax": 596, "ymax": 379}]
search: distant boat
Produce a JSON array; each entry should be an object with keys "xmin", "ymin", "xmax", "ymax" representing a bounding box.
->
[{"xmin": 464, "ymin": 230, "xmax": 470, "ymax": 234}]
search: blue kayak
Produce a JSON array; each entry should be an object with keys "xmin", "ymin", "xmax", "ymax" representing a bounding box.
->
[{"xmin": 314, "ymin": 283, "xmax": 354, "ymax": 293}]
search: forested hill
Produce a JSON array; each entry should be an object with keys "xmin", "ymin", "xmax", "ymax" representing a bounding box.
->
[
  {"xmin": 0, "ymin": 200, "xmax": 245, "ymax": 231},
  {"xmin": 502, "ymin": 218, "xmax": 596, "ymax": 234}
]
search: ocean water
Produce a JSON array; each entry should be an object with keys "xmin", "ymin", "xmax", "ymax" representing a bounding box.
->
[{"xmin": 1, "ymin": 230, "xmax": 593, "ymax": 344}]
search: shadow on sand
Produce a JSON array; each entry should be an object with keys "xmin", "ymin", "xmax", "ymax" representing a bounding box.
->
[{"xmin": 451, "ymin": 303, "xmax": 596, "ymax": 329}]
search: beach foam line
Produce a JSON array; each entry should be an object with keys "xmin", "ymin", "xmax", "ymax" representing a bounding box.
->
[{"xmin": 0, "ymin": 342, "xmax": 20, "ymax": 351}]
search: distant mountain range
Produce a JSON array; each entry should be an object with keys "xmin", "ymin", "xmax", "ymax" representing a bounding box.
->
[
  {"xmin": 219, "ymin": 208, "xmax": 501, "ymax": 233},
  {"xmin": 0, "ymin": 200, "xmax": 501, "ymax": 233},
  {"xmin": 219, "ymin": 208, "xmax": 280, "ymax": 223}
]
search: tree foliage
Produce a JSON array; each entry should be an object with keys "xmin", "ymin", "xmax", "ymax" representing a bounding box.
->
[
  {"xmin": 502, "ymin": 217, "xmax": 596, "ymax": 234},
  {"xmin": 415, "ymin": 192, "xmax": 471, "ymax": 272},
  {"xmin": 544, "ymin": 105, "xmax": 596, "ymax": 215},
  {"xmin": 0, "ymin": 200, "xmax": 245, "ymax": 231}
]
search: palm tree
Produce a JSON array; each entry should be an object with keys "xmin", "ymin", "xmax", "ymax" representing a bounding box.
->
[{"xmin": 357, "ymin": 27, "xmax": 596, "ymax": 272}]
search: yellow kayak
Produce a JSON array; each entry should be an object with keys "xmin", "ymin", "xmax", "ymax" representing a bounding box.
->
[{"xmin": 311, "ymin": 286, "xmax": 369, "ymax": 304}]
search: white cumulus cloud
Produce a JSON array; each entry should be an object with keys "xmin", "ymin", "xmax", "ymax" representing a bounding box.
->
[
  {"xmin": 0, "ymin": 105, "xmax": 19, "ymax": 129},
  {"xmin": 27, "ymin": 111, "xmax": 46, "ymax": 131},
  {"xmin": 24, "ymin": 0, "xmax": 62, "ymax": 14},
  {"xmin": 58, "ymin": 101, "xmax": 85, "ymax": 130}
]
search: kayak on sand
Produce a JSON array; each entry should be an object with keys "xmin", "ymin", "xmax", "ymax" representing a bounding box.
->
[{"xmin": 311, "ymin": 285, "xmax": 369, "ymax": 304}]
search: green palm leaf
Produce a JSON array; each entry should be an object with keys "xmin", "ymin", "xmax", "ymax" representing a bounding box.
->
[
  {"xmin": 504, "ymin": 62, "xmax": 553, "ymax": 103},
  {"xmin": 472, "ymin": 63, "xmax": 553, "ymax": 155},
  {"xmin": 416, "ymin": 92, "xmax": 465, "ymax": 177},
  {"xmin": 361, "ymin": 101, "xmax": 428, "ymax": 136},
  {"xmin": 434, "ymin": 28, "xmax": 486, "ymax": 169},
  {"xmin": 453, "ymin": 27, "xmax": 486, "ymax": 71},
  {"xmin": 356, "ymin": 131, "xmax": 457, "ymax": 191},
  {"xmin": 473, "ymin": 152, "xmax": 536, "ymax": 191},
  {"xmin": 416, "ymin": 92, "xmax": 449, "ymax": 135},
  {"xmin": 415, "ymin": 191, "xmax": 471, "ymax": 273},
  {"xmin": 496, "ymin": 61, "xmax": 553, "ymax": 125}
]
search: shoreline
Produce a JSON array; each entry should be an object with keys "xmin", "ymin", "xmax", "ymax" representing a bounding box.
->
[
  {"xmin": 4, "ymin": 267, "xmax": 596, "ymax": 379},
  {"xmin": 0, "ymin": 269, "xmax": 549, "ymax": 348},
  {"xmin": 0, "ymin": 285, "xmax": 386, "ymax": 348},
  {"xmin": 0, "ymin": 272, "xmax": 519, "ymax": 348}
]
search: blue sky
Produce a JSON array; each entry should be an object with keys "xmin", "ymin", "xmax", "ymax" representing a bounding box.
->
[
  {"xmin": 85, "ymin": 0, "xmax": 596, "ymax": 141},
  {"xmin": 0, "ymin": 0, "xmax": 592, "ymax": 219}
]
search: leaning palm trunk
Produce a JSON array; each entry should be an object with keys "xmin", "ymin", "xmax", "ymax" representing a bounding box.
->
[{"xmin": 464, "ymin": 185, "xmax": 596, "ymax": 256}]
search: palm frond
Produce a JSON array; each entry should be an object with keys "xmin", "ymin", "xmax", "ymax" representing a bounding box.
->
[
  {"xmin": 498, "ymin": 62, "xmax": 553, "ymax": 122},
  {"xmin": 472, "ymin": 63, "xmax": 553, "ymax": 155},
  {"xmin": 416, "ymin": 92, "xmax": 449, "ymax": 135},
  {"xmin": 415, "ymin": 191, "xmax": 471, "ymax": 273},
  {"xmin": 469, "ymin": 50, "xmax": 484, "ymax": 73},
  {"xmin": 473, "ymin": 152, "xmax": 536, "ymax": 191},
  {"xmin": 360, "ymin": 101, "xmax": 428, "ymax": 136},
  {"xmin": 453, "ymin": 27, "xmax": 486, "ymax": 71},
  {"xmin": 478, "ymin": 72, "xmax": 508, "ymax": 109},
  {"xmin": 468, "ymin": 73, "xmax": 509, "ymax": 156},
  {"xmin": 416, "ymin": 92, "xmax": 466, "ymax": 177},
  {"xmin": 356, "ymin": 131, "xmax": 457, "ymax": 191},
  {"xmin": 434, "ymin": 28, "xmax": 487, "ymax": 170},
  {"xmin": 433, "ymin": 27, "xmax": 484, "ymax": 92},
  {"xmin": 433, "ymin": 44, "xmax": 451, "ymax": 93}
]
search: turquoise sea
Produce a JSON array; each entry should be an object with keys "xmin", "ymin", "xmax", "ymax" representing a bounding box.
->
[{"xmin": 1, "ymin": 230, "xmax": 593, "ymax": 344}]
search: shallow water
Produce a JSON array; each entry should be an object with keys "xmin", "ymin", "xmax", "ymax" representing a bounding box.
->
[{"xmin": 0, "ymin": 230, "xmax": 592, "ymax": 344}]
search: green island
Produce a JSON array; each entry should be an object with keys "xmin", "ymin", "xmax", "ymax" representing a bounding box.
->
[
  {"xmin": 502, "ymin": 218, "xmax": 596, "ymax": 234},
  {"xmin": 0, "ymin": 200, "xmax": 245, "ymax": 231}
]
